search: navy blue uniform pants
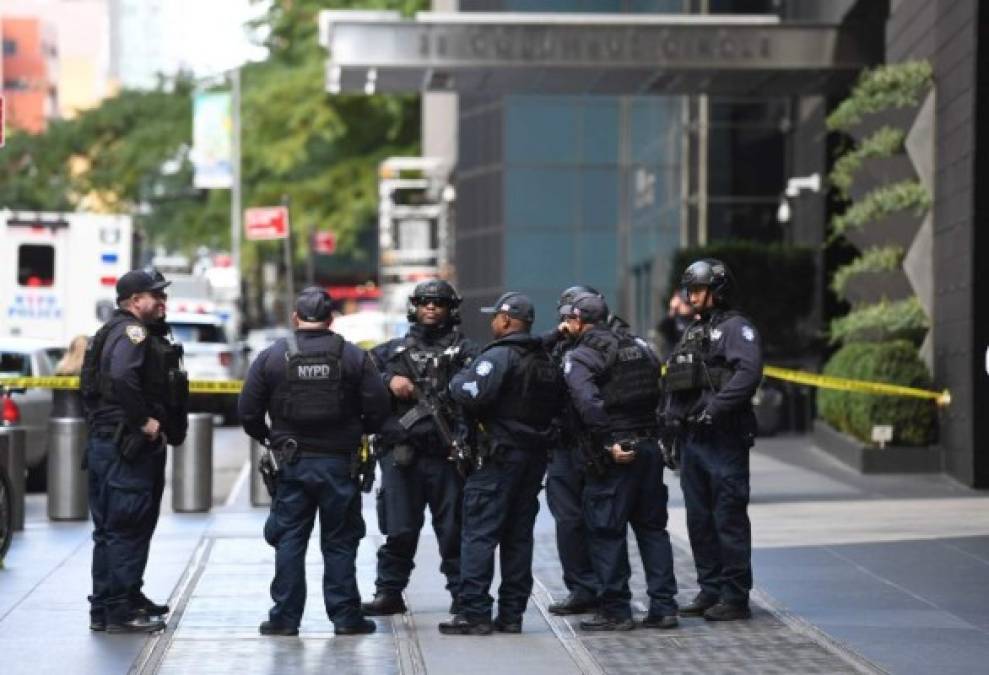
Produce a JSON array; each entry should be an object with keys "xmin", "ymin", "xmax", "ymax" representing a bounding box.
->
[
  {"xmin": 87, "ymin": 435, "xmax": 166, "ymax": 623},
  {"xmin": 460, "ymin": 450, "xmax": 546, "ymax": 623},
  {"xmin": 679, "ymin": 428, "xmax": 752, "ymax": 604},
  {"xmin": 545, "ymin": 447, "xmax": 598, "ymax": 601},
  {"xmin": 374, "ymin": 452, "xmax": 463, "ymax": 599},
  {"xmin": 264, "ymin": 455, "xmax": 365, "ymax": 629},
  {"xmin": 583, "ymin": 440, "xmax": 677, "ymax": 619}
]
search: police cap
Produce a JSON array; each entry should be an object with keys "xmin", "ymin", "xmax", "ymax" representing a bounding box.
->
[
  {"xmin": 295, "ymin": 286, "xmax": 333, "ymax": 322},
  {"xmin": 116, "ymin": 267, "xmax": 171, "ymax": 302},
  {"xmin": 563, "ymin": 292, "xmax": 608, "ymax": 324},
  {"xmin": 480, "ymin": 291, "xmax": 535, "ymax": 324}
]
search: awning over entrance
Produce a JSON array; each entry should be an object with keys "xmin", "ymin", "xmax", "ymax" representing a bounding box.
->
[{"xmin": 318, "ymin": 11, "xmax": 878, "ymax": 97}]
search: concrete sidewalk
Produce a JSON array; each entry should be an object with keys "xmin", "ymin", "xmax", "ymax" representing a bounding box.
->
[{"xmin": 1, "ymin": 433, "xmax": 987, "ymax": 674}]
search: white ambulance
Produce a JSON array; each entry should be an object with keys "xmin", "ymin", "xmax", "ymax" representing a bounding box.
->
[{"xmin": 0, "ymin": 210, "xmax": 133, "ymax": 343}]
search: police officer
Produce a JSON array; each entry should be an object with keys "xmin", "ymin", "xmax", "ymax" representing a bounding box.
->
[
  {"xmin": 439, "ymin": 292, "xmax": 563, "ymax": 635},
  {"xmin": 362, "ymin": 280, "xmax": 479, "ymax": 617},
  {"xmin": 238, "ymin": 287, "xmax": 391, "ymax": 636},
  {"xmin": 82, "ymin": 267, "xmax": 187, "ymax": 634},
  {"xmin": 538, "ymin": 285, "xmax": 603, "ymax": 616},
  {"xmin": 562, "ymin": 292, "xmax": 678, "ymax": 631},
  {"xmin": 661, "ymin": 259, "xmax": 763, "ymax": 621}
]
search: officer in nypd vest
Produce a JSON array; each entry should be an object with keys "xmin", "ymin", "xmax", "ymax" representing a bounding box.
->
[
  {"xmin": 661, "ymin": 258, "xmax": 763, "ymax": 622},
  {"xmin": 238, "ymin": 287, "xmax": 390, "ymax": 637},
  {"xmin": 362, "ymin": 279, "xmax": 480, "ymax": 617}
]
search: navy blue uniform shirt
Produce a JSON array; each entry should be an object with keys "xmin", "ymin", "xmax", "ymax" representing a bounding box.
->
[
  {"xmin": 87, "ymin": 311, "xmax": 162, "ymax": 431},
  {"xmin": 238, "ymin": 329, "xmax": 390, "ymax": 451}
]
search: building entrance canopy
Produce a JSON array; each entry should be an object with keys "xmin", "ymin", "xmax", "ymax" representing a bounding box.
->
[{"xmin": 319, "ymin": 11, "xmax": 878, "ymax": 97}]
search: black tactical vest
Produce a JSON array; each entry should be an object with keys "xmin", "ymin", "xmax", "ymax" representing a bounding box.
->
[
  {"xmin": 588, "ymin": 329, "xmax": 660, "ymax": 417},
  {"xmin": 388, "ymin": 330, "xmax": 467, "ymax": 414},
  {"xmin": 80, "ymin": 312, "xmax": 131, "ymax": 404},
  {"xmin": 272, "ymin": 333, "xmax": 347, "ymax": 426},
  {"xmin": 490, "ymin": 340, "xmax": 564, "ymax": 428},
  {"xmin": 665, "ymin": 311, "xmax": 739, "ymax": 394}
]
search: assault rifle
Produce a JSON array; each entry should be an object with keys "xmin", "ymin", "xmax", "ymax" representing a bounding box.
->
[{"xmin": 396, "ymin": 351, "xmax": 473, "ymax": 476}]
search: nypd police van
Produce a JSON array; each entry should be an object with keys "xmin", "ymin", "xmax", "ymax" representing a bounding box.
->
[{"xmin": 0, "ymin": 210, "xmax": 133, "ymax": 343}]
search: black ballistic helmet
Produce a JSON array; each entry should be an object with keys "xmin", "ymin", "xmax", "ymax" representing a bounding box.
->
[
  {"xmin": 558, "ymin": 284, "xmax": 601, "ymax": 317},
  {"xmin": 680, "ymin": 258, "xmax": 733, "ymax": 305},
  {"xmin": 407, "ymin": 279, "xmax": 462, "ymax": 324}
]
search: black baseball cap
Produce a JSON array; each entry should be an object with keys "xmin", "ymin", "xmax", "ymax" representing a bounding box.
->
[
  {"xmin": 116, "ymin": 267, "xmax": 170, "ymax": 302},
  {"xmin": 296, "ymin": 286, "xmax": 333, "ymax": 322},
  {"xmin": 563, "ymin": 292, "xmax": 608, "ymax": 323},
  {"xmin": 480, "ymin": 291, "xmax": 535, "ymax": 323}
]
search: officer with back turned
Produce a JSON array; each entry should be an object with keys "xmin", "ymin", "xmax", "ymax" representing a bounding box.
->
[
  {"xmin": 238, "ymin": 287, "xmax": 391, "ymax": 636},
  {"xmin": 81, "ymin": 267, "xmax": 188, "ymax": 634},
  {"xmin": 561, "ymin": 292, "xmax": 678, "ymax": 632},
  {"xmin": 440, "ymin": 292, "xmax": 564, "ymax": 635},
  {"xmin": 661, "ymin": 259, "xmax": 763, "ymax": 621},
  {"xmin": 362, "ymin": 279, "xmax": 479, "ymax": 617}
]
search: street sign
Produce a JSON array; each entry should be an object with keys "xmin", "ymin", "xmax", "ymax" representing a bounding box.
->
[
  {"xmin": 313, "ymin": 231, "xmax": 336, "ymax": 255},
  {"xmin": 244, "ymin": 206, "xmax": 289, "ymax": 240}
]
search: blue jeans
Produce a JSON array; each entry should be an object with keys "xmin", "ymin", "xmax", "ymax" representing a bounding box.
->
[{"xmin": 264, "ymin": 455, "xmax": 366, "ymax": 629}]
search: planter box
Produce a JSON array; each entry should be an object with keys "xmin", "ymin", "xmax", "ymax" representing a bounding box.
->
[
  {"xmin": 849, "ymin": 103, "xmax": 921, "ymax": 143},
  {"xmin": 842, "ymin": 269, "xmax": 913, "ymax": 305},
  {"xmin": 812, "ymin": 419, "xmax": 942, "ymax": 474},
  {"xmin": 848, "ymin": 154, "xmax": 917, "ymax": 202},
  {"xmin": 845, "ymin": 206, "xmax": 925, "ymax": 251}
]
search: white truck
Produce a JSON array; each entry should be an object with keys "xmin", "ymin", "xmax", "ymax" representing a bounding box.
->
[{"xmin": 0, "ymin": 211, "xmax": 133, "ymax": 344}]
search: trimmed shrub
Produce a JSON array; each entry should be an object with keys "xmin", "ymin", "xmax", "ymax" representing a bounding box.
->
[
  {"xmin": 829, "ymin": 126, "xmax": 906, "ymax": 198},
  {"xmin": 826, "ymin": 60, "xmax": 933, "ymax": 131},
  {"xmin": 829, "ymin": 296, "xmax": 928, "ymax": 345},
  {"xmin": 830, "ymin": 245, "xmax": 904, "ymax": 300},
  {"xmin": 831, "ymin": 180, "xmax": 931, "ymax": 239},
  {"xmin": 818, "ymin": 340, "xmax": 937, "ymax": 446},
  {"xmin": 668, "ymin": 240, "xmax": 815, "ymax": 356}
]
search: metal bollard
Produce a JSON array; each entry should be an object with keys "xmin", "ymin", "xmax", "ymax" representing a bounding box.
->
[
  {"xmin": 172, "ymin": 413, "xmax": 213, "ymax": 513},
  {"xmin": 250, "ymin": 438, "xmax": 271, "ymax": 507},
  {"xmin": 0, "ymin": 426, "xmax": 27, "ymax": 531},
  {"xmin": 47, "ymin": 418, "xmax": 89, "ymax": 520}
]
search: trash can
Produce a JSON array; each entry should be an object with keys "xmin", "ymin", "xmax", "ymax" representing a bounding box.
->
[
  {"xmin": 47, "ymin": 418, "xmax": 89, "ymax": 520},
  {"xmin": 172, "ymin": 413, "xmax": 213, "ymax": 513},
  {"xmin": 250, "ymin": 438, "xmax": 271, "ymax": 508},
  {"xmin": 0, "ymin": 426, "xmax": 27, "ymax": 531}
]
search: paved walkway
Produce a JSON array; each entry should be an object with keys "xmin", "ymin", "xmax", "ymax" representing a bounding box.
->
[{"xmin": 2, "ymin": 432, "xmax": 988, "ymax": 674}]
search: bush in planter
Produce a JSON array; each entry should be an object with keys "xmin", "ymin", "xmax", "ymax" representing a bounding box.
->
[
  {"xmin": 829, "ymin": 126, "xmax": 906, "ymax": 198},
  {"xmin": 831, "ymin": 180, "xmax": 931, "ymax": 239},
  {"xmin": 830, "ymin": 245, "xmax": 904, "ymax": 300},
  {"xmin": 667, "ymin": 240, "xmax": 815, "ymax": 356},
  {"xmin": 829, "ymin": 296, "xmax": 928, "ymax": 345},
  {"xmin": 826, "ymin": 60, "xmax": 933, "ymax": 132},
  {"xmin": 818, "ymin": 340, "xmax": 937, "ymax": 446}
]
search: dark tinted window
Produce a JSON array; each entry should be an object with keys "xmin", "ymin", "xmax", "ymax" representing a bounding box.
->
[
  {"xmin": 0, "ymin": 352, "xmax": 31, "ymax": 376},
  {"xmin": 171, "ymin": 323, "xmax": 227, "ymax": 343},
  {"xmin": 17, "ymin": 244, "xmax": 55, "ymax": 287}
]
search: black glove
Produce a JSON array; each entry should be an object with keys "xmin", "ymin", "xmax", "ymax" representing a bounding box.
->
[{"xmin": 688, "ymin": 409, "xmax": 714, "ymax": 427}]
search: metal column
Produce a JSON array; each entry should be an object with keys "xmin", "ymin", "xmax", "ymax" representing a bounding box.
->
[
  {"xmin": 47, "ymin": 418, "xmax": 89, "ymax": 520},
  {"xmin": 172, "ymin": 413, "xmax": 213, "ymax": 513}
]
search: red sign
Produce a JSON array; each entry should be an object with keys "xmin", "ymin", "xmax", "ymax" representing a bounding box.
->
[
  {"xmin": 244, "ymin": 206, "xmax": 289, "ymax": 241},
  {"xmin": 313, "ymin": 231, "xmax": 336, "ymax": 255}
]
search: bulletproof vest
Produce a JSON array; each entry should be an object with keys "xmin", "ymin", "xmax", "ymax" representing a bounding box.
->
[
  {"xmin": 588, "ymin": 329, "xmax": 660, "ymax": 416},
  {"xmin": 80, "ymin": 313, "xmax": 130, "ymax": 403},
  {"xmin": 490, "ymin": 340, "xmax": 564, "ymax": 428},
  {"xmin": 272, "ymin": 332, "xmax": 347, "ymax": 426},
  {"xmin": 665, "ymin": 311, "xmax": 739, "ymax": 394},
  {"xmin": 389, "ymin": 330, "xmax": 466, "ymax": 412},
  {"xmin": 147, "ymin": 326, "xmax": 188, "ymax": 411}
]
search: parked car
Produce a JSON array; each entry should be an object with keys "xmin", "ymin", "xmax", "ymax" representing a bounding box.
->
[
  {"xmin": 167, "ymin": 312, "xmax": 247, "ymax": 424},
  {"xmin": 0, "ymin": 337, "xmax": 65, "ymax": 488}
]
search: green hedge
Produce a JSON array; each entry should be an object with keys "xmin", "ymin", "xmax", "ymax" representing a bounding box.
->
[
  {"xmin": 818, "ymin": 340, "xmax": 937, "ymax": 446},
  {"xmin": 668, "ymin": 240, "xmax": 815, "ymax": 356},
  {"xmin": 829, "ymin": 296, "xmax": 928, "ymax": 345},
  {"xmin": 826, "ymin": 60, "xmax": 933, "ymax": 131},
  {"xmin": 829, "ymin": 126, "xmax": 906, "ymax": 198},
  {"xmin": 831, "ymin": 180, "xmax": 931, "ymax": 239},
  {"xmin": 830, "ymin": 245, "xmax": 904, "ymax": 300}
]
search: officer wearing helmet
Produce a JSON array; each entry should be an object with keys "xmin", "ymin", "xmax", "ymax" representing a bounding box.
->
[
  {"xmin": 661, "ymin": 258, "xmax": 763, "ymax": 621},
  {"xmin": 362, "ymin": 279, "xmax": 480, "ymax": 617},
  {"xmin": 81, "ymin": 266, "xmax": 188, "ymax": 634},
  {"xmin": 238, "ymin": 287, "xmax": 391, "ymax": 636},
  {"xmin": 561, "ymin": 292, "xmax": 678, "ymax": 632}
]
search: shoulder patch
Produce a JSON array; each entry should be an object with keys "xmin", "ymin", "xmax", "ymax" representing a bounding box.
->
[
  {"xmin": 710, "ymin": 328, "xmax": 723, "ymax": 341},
  {"xmin": 475, "ymin": 360, "xmax": 494, "ymax": 376},
  {"xmin": 741, "ymin": 326, "xmax": 755, "ymax": 342},
  {"xmin": 125, "ymin": 325, "xmax": 147, "ymax": 344},
  {"xmin": 564, "ymin": 357, "xmax": 572, "ymax": 375},
  {"xmin": 461, "ymin": 381, "xmax": 480, "ymax": 398}
]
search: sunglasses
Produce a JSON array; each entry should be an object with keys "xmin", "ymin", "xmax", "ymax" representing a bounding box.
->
[{"xmin": 414, "ymin": 297, "xmax": 452, "ymax": 308}]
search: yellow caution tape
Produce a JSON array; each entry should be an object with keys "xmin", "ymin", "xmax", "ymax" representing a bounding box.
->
[
  {"xmin": 0, "ymin": 376, "xmax": 243, "ymax": 395},
  {"xmin": 762, "ymin": 366, "xmax": 951, "ymax": 407}
]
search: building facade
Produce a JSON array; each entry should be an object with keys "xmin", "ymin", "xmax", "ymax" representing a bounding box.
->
[{"xmin": 1, "ymin": 16, "xmax": 58, "ymax": 133}]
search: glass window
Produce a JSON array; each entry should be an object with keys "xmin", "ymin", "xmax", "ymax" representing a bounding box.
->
[
  {"xmin": 0, "ymin": 352, "xmax": 31, "ymax": 377},
  {"xmin": 170, "ymin": 323, "xmax": 227, "ymax": 344},
  {"xmin": 2, "ymin": 39, "xmax": 16, "ymax": 56},
  {"xmin": 17, "ymin": 244, "xmax": 55, "ymax": 287},
  {"xmin": 505, "ymin": 97, "xmax": 580, "ymax": 165},
  {"xmin": 505, "ymin": 167, "xmax": 578, "ymax": 230}
]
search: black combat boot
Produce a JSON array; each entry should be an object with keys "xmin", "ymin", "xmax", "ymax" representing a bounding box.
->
[
  {"xmin": 335, "ymin": 618, "xmax": 377, "ymax": 635},
  {"xmin": 133, "ymin": 592, "xmax": 170, "ymax": 617},
  {"xmin": 547, "ymin": 593, "xmax": 599, "ymax": 616},
  {"xmin": 106, "ymin": 615, "xmax": 166, "ymax": 634},
  {"xmin": 438, "ymin": 614, "xmax": 493, "ymax": 636},
  {"xmin": 449, "ymin": 596, "xmax": 462, "ymax": 615},
  {"xmin": 703, "ymin": 601, "xmax": 752, "ymax": 621},
  {"xmin": 361, "ymin": 592, "xmax": 407, "ymax": 616},
  {"xmin": 678, "ymin": 591, "xmax": 719, "ymax": 617},
  {"xmin": 641, "ymin": 614, "xmax": 679, "ymax": 629},
  {"xmin": 578, "ymin": 613, "xmax": 635, "ymax": 632},
  {"xmin": 259, "ymin": 620, "xmax": 299, "ymax": 636},
  {"xmin": 493, "ymin": 616, "xmax": 522, "ymax": 634}
]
